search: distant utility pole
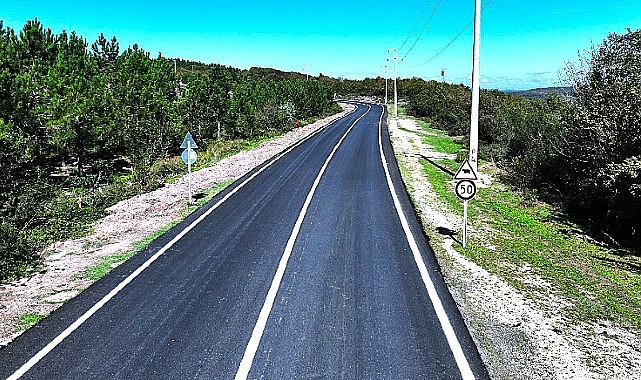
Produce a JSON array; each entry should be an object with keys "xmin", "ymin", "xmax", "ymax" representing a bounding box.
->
[
  {"xmin": 383, "ymin": 64, "xmax": 388, "ymax": 105},
  {"xmin": 469, "ymin": 0, "xmax": 481, "ymax": 174},
  {"xmin": 305, "ymin": 65, "xmax": 310, "ymax": 80},
  {"xmin": 387, "ymin": 48, "xmax": 398, "ymax": 117}
]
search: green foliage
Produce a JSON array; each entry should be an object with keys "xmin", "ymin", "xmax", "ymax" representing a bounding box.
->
[
  {"xmin": 404, "ymin": 28, "xmax": 641, "ymax": 250},
  {"xmin": 416, "ymin": 131, "xmax": 641, "ymax": 328},
  {"xmin": 0, "ymin": 118, "xmax": 48, "ymax": 280},
  {"xmin": 420, "ymin": 158, "xmax": 461, "ymax": 211},
  {"xmin": 544, "ymin": 29, "xmax": 641, "ymax": 244},
  {"xmin": 468, "ymin": 182, "xmax": 641, "ymax": 328},
  {"xmin": 421, "ymin": 134, "xmax": 463, "ymax": 155},
  {"xmin": 15, "ymin": 313, "xmax": 47, "ymax": 332},
  {"xmin": 407, "ymin": 81, "xmax": 471, "ymax": 134},
  {"xmin": 0, "ymin": 221, "xmax": 40, "ymax": 282},
  {"xmin": 406, "ymin": 79, "xmax": 560, "ymax": 165},
  {"xmin": 0, "ymin": 18, "xmax": 339, "ymax": 283},
  {"xmin": 78, "ymin": 252, "xmax": 134, "ymax": 280}
]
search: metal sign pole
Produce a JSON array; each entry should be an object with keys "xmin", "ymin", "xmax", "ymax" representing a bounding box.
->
[
  {"xmin": 188, "ymin": 140, "xmax": 192, "ymax": 205},
  {"xmin": 181, "ymin": 131, "xmax": 198, "ymax": 206},
  {"xmin": 463, "ymin": 200, "xmax": 468, "ymax": 248},
  {"xmin": 454, "ymin": 162, "xmax": 477, "ymax": 248}
]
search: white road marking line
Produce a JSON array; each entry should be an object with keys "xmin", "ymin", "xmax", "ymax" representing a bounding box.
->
[
  {"xmin": 6, "ymin": 111, "xmax": 352, "ymax": 380},
  {"xmin": 377, "ymin": 108, "xmax": 476, "ymax": 380},
  {"xmin": 234, "ymin": 105, "xmax": 371, "ymax": 380}
]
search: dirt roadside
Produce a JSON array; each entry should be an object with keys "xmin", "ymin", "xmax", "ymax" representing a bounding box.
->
[{"xmin": 388, "ymin": 115, "xmax": 641, "ymax": 380}]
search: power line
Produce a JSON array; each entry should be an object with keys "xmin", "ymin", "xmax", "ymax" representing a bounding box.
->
[
  {"xmin": 401, "ymin": 0, "xmax": 443, "ymax": 61},
  {"xmin": 417, "ymin": 0, "xmax": 494, "ymax": 66},
  {"xmin": 399, "ymin": 0, "xmax": 433, "ymax": 53},
  {"xmin": 420, "ymin": 20, "xmax": 472, "ymax": 66}
]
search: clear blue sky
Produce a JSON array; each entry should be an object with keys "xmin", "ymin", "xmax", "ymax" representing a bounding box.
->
[{"xmin": 3, "ymin": 0, "xmax": 641, "ymax": 89}]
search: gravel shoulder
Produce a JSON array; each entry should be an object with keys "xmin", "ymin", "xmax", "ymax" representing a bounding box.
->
[{"xmin": 389, "ymin": 115, "xmax": 641, "ymax": 380}]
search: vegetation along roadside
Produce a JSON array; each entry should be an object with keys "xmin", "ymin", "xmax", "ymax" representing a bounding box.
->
[
  {"xmin": 392, "ymin": 28, "xmax": 641, "ymax": 334},
  {"xmin": 408, "ymin": 116, "xmax": 641, "ymax": 330},
  {"xmin": 391, "ymin": 110, "xmax": 641, "ymax": 378},
  {"xmin": 0, "ymin": 18, "xmax": 339, "ymax": 283}
]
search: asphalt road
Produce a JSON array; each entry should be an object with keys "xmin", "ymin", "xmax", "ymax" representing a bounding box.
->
[{"xmin": 0, "ymin": 103, "xmax": 489, "ymax": 379}]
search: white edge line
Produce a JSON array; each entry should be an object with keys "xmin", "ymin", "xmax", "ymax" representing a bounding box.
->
[
  {"xmin": 6, "ymin": 109, "xmax": 354, "ymax": 380},
  {"xmin": 234, "ymin": 105, "xmax": 372, "ymax": 380},
  {"xmin": 378, "ymin": 109, "xmax": 476, "ymax": 380}
]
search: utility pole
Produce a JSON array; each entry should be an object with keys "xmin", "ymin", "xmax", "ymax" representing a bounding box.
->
[
  {"xmin": 382, "ymin": 64, "xmax": 388, "ymax": 105},
  {"xmin": 469, "ymin": 0, "xmax": 481, "ymax": 174},
  {"xmin": 387, "ymin": 48, "xmax": 398, "ymax": 117},
  {"xmin": 305, "ymin": 65, "xmax": 310, "ymax": 81}
]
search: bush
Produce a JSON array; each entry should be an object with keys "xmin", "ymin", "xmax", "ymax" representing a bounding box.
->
[
  {"xmin": 0, "ymin": 222, "xmax": 41, "ymax": 282},
  {"xmin": 548, "ymin": 29, "xmax": 641, "ymax": 244}
]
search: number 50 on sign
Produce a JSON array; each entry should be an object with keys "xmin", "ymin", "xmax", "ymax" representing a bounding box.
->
[{"xmin": 455, "ymin": 179, "xmax": 477, "ymax": 200}]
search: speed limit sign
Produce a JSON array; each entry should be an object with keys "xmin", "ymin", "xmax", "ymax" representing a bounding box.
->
[{"xmin": 455, "ymin": 180, "xmax": 477, "ymax": 200}]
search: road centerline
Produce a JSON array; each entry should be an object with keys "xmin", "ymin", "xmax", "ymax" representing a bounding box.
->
[
  {"xmin": 5, "ymin": 107, "xmax": 355, "ymax": 380},
  {"xmin": 234, "ymin": 105, "xmax": 371, "ymax": 380}
]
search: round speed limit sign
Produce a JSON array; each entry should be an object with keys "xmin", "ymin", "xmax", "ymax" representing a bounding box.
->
[{"xmin": 455, "ymin": 180, "xmax": 477, "ymax": 200}]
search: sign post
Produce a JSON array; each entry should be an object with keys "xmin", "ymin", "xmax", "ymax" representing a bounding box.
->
[
  {"xmin": 181, "ymin": 132, "xmax": 198, "ymax": 204},
  {"xmin": 453, "ymin": 160, "xmax": 478, "ymax": 247}
]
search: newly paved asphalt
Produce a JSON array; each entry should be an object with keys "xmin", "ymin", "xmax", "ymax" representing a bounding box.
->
[{"xmin": 0, "ymin": 103, "xmax": 488, "ymax": 379}]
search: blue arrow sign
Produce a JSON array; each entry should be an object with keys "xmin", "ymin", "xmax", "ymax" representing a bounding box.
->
[{"xmin": 180, "ymin": 132, "xmax": 198, "ymax": 149}]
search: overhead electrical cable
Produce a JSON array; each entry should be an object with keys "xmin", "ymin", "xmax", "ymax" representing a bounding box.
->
[
  {"xmin": 417, "ymin": 0, "xmax": 494, "ymax": 66},
  {"xmin": 421, "ymin": 20, "xmax": 472, "ymax": 66},
  {"xmin": 399, "ymin": 0, "xmax": 433, "ymax": 53},
  {"xmin": 401, "ymin": 0, "xmax": 443, "ymax": 61}
]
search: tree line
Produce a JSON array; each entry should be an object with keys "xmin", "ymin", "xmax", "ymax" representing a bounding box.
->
[
  {"xmin": 3, "ymin": 17, "xmax": 638, "ymax": 282},
  {"xmin": 0, "ymin": 19, "xmax": 337, "ymax": 282},
  {"xmin": 405, "ymin": 29, "xmax": 641, "ymax": 250}
]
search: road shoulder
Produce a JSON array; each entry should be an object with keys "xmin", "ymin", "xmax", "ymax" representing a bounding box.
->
[{"xmin": 388, "ymin": 114, "xmax": 641, "ymax": 380}]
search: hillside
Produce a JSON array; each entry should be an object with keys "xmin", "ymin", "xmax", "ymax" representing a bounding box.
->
[{"xmin": 507, "ymin": 86, "xmax": 572, "ymax": 100}]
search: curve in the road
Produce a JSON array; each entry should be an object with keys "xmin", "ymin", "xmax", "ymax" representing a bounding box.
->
[{"xmin": 3, "ymin": 105, "xmax": 359, "ymax": 380}]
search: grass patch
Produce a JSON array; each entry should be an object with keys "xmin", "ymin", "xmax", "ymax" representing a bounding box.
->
[
  {"xmin": 422, "ymin": 135, "xmax": 462, "ymax": 155},
  {"xmin": 395, "ymin": 116, "xmax": 463, "ymax": 156},
  {"xmin": 15, "ymin": 313, "xmax": 47, "ymax": 332},
  {"xmin": 77, "ymin": 179, "xmax": 235, "ymax": 282},
  {"xmin": 466, "ymin": 182, "xmax": 641, "ymax": 328},
  {"xmin": 75, "ymin": 218, "xmax": 185, "ymax": 281},
  {"xmin": 420, "ymin": 158, "xmax": 461, "ymax": 211},
  {"xmin": 416, "ymin": 118, "xmax": 450, "ymax": 135},
  {"xmin": 416, "ymin": 133, "xmax": 641, "ymax": 330},
  {"xmin": 416, "ymin": 121, "xmax": 463, "ymax": 155},
  {"xmin": 79, "ymin": 252, "xmax": 136, "ymax": 281}
]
